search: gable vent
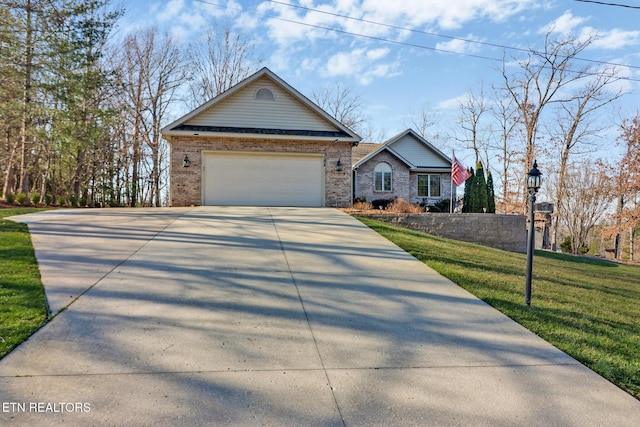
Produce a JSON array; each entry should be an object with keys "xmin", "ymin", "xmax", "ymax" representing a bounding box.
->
[{"xmin": 255, "ymin": 87, "xmax": 274, "ymax": 100}]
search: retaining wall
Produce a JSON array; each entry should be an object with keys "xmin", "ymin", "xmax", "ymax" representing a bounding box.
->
[{"xmin": 359, "ymin": 213, "xmax": 527, "ymax": 253}]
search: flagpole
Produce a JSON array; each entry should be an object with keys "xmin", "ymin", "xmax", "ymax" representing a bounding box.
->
[
  {"xmin": 450, "ymin": 151, "xmax": 454, "ymax": 213},
  {"xmin": 450, "ymin": 174, "xmax": 454, "ymax": 213},
  {"xmin": 451, "ymin": 152, "xmax": 472, "ymax": 213}
]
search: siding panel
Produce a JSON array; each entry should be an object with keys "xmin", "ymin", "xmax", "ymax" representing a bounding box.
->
[
  {"xmin": 187, "ymin": 76, "xmax": 335, "ymax": 131},
  {"xmin": 393, "ymin": 134, "xmax": 450, "ymax": 168}
]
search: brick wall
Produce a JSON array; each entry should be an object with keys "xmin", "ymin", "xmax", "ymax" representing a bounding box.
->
[
  {"xmin": 408, "ymin": 172, "xmax": 454, "ymax": 206},
  {"xmin": 355, "ymin": 151, "xmax": 454, "ymax": 206},
  {"xmin": 360, "ymin": 213, "xmax": 527, "ymax": 252},
  {"xmin": 354, "ymin": 151, "xmax": 410, "ymax": 202},
  {"xmin": 167, "ymin": 135, "xmax": 352, "ymax": 207}
]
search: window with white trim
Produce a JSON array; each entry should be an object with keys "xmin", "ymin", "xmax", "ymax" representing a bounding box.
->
[
  {"xmin": 418, "ymin": 174, "xmax": 441, "ymax": 197},
  {"xmin": 374, "ymin": 162, "xmax": 392, "ymax": 192}
]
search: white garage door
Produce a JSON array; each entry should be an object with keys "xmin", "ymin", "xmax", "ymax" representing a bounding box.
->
[{"xmin": 202, "ymin": 152, "xmax": 325, "ymax": 206}]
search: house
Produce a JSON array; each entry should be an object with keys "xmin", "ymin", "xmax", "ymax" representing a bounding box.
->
[
  {"xmin": 161, "ymin": 67, "xmax": 361, "ymax": 207},
  {"xmin": 352, "ymin": 129, "xmax": 453, "ymax": 207}
]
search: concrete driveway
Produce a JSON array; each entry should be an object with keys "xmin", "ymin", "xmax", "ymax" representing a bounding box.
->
[{"xmin": 1, "ymin": 207, "xmax": 639, "ymax": 426}]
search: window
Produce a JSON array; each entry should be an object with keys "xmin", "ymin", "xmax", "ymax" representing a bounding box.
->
[
  {"xmin": 418, "ymin": 174, "xmax": 441, "ymax": 197},
  {"xmin": 374, "ymin": 162, "xmax": 392, "ymax": 192},
  {"xmin": 255, "ymin": 87, "xmax": 274, "ymax": 100}
]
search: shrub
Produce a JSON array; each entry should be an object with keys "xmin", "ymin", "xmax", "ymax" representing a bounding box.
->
[
  {"xmin": 559, "ymin": 236, "xmax": 572, "ymax": 253},
  {"xmin": 15, "ymin": 192, "xmax": 28, "ymax": 206},
  {"xmin": 31, "ymin": 193, "xmax": 40, "ymax": 205},
  {"xmin": 560, "ymin": 236, "xmax": 589, "ymax": 254},
  {"xmin": 352, "ymin": 200, "xmax": 373, "ymax": 211},
  {"xmin": 5, "ymin": 192, "xmax": 15, "ymax": 204},
  {"xmin": 44, "ymin": 194, "xmax": 53, "ymax": 205},
  {"xmin": 427, "ymin": 199, "xmax": 451, "ymax": 213},
  {"xmin": 371, "ymin": 198, "xmax": 394, "ymax": 210},
  {"xmin": 387, "ymin": 197, "xmax": 424, "ymax": 213},
  {"xmin": 68, "ymin": 194, "xmax": 78, "ymax": 207},
  {"xmin": 79, "ymin": 197, "xmax": 87, "ymax": 207},
  {"xmin": 57, "ymin": 196, "xmax": 66, "ymax": 206}
]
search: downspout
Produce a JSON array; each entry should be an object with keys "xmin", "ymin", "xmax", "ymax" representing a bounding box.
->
[{"xmin": 353, "ymin": 167, "xmax": 357, "ymax": 204}]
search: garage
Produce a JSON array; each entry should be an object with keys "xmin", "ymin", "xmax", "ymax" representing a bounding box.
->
[
  {"xmin": 202, "ymin": 151, "xmax": 325, "ymax": 207},
  {"xmin": 162, "ymin": 67, "xmax": 360, "ymax": 207}
]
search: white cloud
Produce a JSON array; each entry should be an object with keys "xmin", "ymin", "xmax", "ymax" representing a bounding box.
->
[
  {"xmin": 539, "ymin": 11, "xmax": 587, "ymax": 35},
  {"xmin": 150, "ymin": 0, "xmax": 244, "ymax": 37},
  {"xmin": 359, "ymin": 0, "xmax": 539, "ymax": 30},
  {"xmin": 437, "ymin": 94, "xmax": 469, "ymax": 110},
  {"xmin": 361, "ymin": 62, "xmax": 398, "ymax": 84},
  {"xmin": 259, "ymin": 6, "xmax": 335, "ymax": 47},
  {"xmin": 326, "ymin": 50, "xmax": 363, "ymax": 77},
  {"xmin": 256, "ymin": 0, "xmax": 540, "ymax": 49},
  {"xmin": 435, "ymin": 36, "xmax": 481, "ymax": 55},
  {"xmin": 300, "ymin": 57, "xmax": 322, "ymax": 73},
  {"xmin": 324, "ymin": 48, "xmax": 399, "ymax": 85},
  {"xmin": 539, "ymin": 10, "xmax": 640, "ymax": 51},
  {"xmin": 156, "ymin": 0, "xmax": 186, "ymax": 23},
  {"xmin": 194, "ymin": 0, "xmax": 243, "ymax": 19},
  {"xmin": 167, "ymin": 25, "xmax": 190, "ymax": 44},
  {"xmin": 236, "ymin": 11, "xmax": 260, "ymax": 31},
  {"xmin": 366, "ymin": 48, "xmax": 390, "ymax": 61},
  {"xmin": 590, "ymin": 29, "xmax": 640, "ymax": 50}
]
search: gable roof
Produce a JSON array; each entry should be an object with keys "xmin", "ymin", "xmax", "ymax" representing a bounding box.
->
[
  {"xmin": 161, "ymin": 67, "xmax": 361, "ymax": 143},
  {"xmin": 352, "ymin": 143, "xmax": 380, "ymax": 164},
  {"xmin": 353, "ymin": 129, "xmax": 451, "ymax": 171}
]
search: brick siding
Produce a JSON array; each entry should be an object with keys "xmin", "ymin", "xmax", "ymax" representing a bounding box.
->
[
  {"xmin": 167, "ymin": 135, "xmax": 352, "ymax": 207},
  {"xmin": 355, "ymin": 151, "xmax": 454, "ymax": 206}
]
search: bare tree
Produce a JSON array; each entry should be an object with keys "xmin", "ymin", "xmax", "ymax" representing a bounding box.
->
[
  {"xmin": 139, "ymin": 30, "xmax": 185, "ymax": 207},
  {"xmin": 604, "ymin": 115, "xmax": 640, "ymax": 259},
  {"xmin": 560, "ymin": 160, "xmax": 613, "ymax": 254},
  {"xmin": 312, "ymin": 82, "xmax": 366, "ymax": 132},
  {"xmin": 113, "ymin": 28, "xmax": 185, "ymax": 207},
  {"xmin": 404, "ymin": 101, "xmax": 439, "ymax": 140},
  {"xmin": 548, "ymin": 67, "xmax": 623, "ymax": 249},
  {"xmin": 501, "ymin": 32, "xmax": 595, "ymax": 210},
  {"xmin": 490, "ymin": 91, "xmax": 523, "ymax": 213},
  {"xmin": 456, "ymin": 85, "xmax": 491, "ymax": 166},
  {"xmin": 186, "ymin": 27, "xmax": 260, "ymax": 108}
]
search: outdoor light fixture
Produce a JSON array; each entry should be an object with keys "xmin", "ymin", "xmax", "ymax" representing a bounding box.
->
[
  {"xmin": 527, "ymin": 160, "xmax": 542, "ymax": 192},
  {"xmin": 336, "ymin": 159, "xmax": 343, "ymax": 171},
  {"xmin": 525, "ymin": 160, "xmax": 542, "ymax": 306},
  {"xmin": 183, "ymin": 154, "xmax": 190, "ymax": 168}
]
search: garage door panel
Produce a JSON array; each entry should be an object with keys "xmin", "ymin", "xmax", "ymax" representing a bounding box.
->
[{"xmin": 203, "ymin": 152, "xmax": 324, "ymax": 207}]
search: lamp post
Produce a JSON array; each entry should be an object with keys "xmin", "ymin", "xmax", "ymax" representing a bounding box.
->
[{"xmin": 525, "ymin": 160, "xmax": 542, "ymax": 306}]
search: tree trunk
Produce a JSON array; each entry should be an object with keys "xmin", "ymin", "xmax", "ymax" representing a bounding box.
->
[
  {"xmin": 614, "ymin": 195, "xmax": 624, "ymax": 259},
  {"xmin": 17, "ymin": 0, "xmax": 34, "ymax": 195},
  {"xmin": 3, "ymin": 137, "xmax": 19, "ymax": 197}
]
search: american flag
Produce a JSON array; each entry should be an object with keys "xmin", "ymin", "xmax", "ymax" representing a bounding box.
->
[{"xmin": 451, "ymin": 153, "xmax": 472, "ymax": 187}]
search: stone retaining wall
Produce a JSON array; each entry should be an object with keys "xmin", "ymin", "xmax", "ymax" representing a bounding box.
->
[{"xmin": 359, "ymin": 213, "xmax": 527, "ymax": 252}]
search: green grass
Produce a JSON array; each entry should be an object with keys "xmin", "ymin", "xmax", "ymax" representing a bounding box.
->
[
  {"xmin": 0, "ymin": 208, "xmax": 50, "ymax": 359},
  {"xmin": 357, "ymin": 216, "xmax": 640, "ymax": 400}
]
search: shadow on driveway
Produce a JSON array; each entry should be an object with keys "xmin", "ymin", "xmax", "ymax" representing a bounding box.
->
[{"xmin": 1, "ymin": 207, "xmax": 638, "ymax": 426}]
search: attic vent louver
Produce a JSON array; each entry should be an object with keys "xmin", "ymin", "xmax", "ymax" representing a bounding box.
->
[{"xmin": 255, "ymin": 87, "xmax": 274, "ymax": 100}]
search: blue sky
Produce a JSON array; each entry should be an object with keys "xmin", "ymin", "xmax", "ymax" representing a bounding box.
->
[{"xmin": 120, "ymin": 0, "xmax": 640, "ymax": 162}]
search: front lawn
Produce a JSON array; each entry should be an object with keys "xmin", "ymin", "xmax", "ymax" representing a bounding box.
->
[
  {"xmin": 0, "ymin": 208, "xmax": 49, "ymax": 358},
  {"xmin": 357, "ymin": 217, "xmax": 640, "ymax": 400}
]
